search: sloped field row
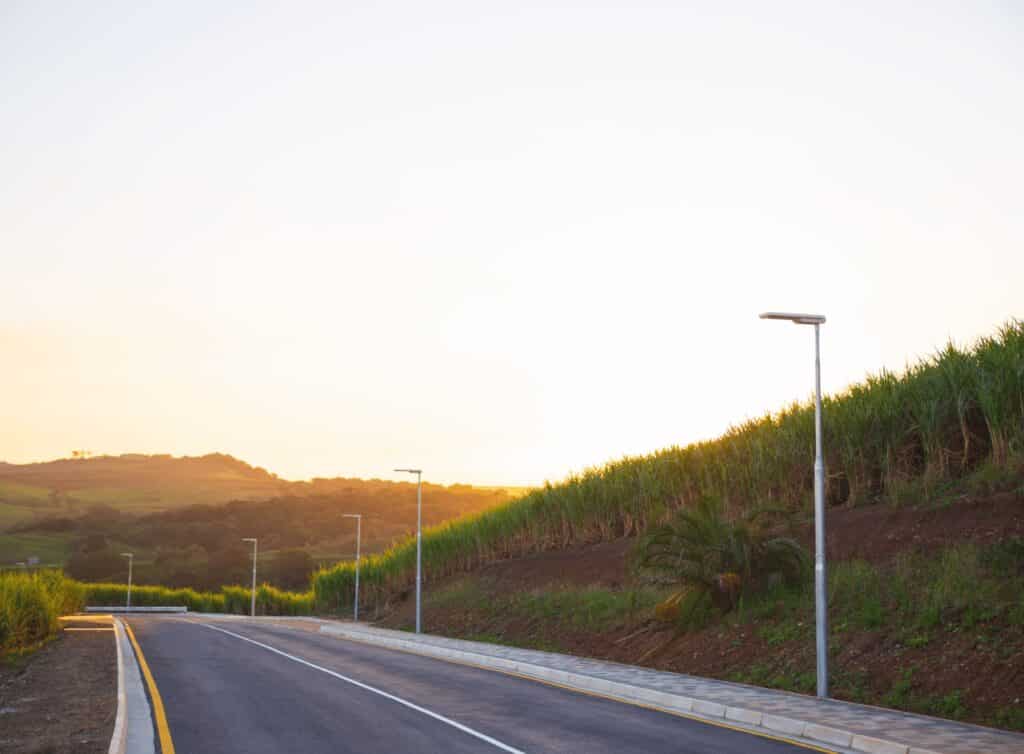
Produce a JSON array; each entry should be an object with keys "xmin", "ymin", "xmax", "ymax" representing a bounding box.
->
[{"xmin": 313, "ymin": 320, "xmax": 1024, "ymax": 615}]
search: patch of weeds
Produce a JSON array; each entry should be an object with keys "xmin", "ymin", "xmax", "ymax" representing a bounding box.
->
[
  {"xmin": 883, "ymin": 668, "xmax": 916, "ymax": 709},
  {"xmin": 858, "ymin": 595, "xmax": 885, "ymax": 629},
  {"xmin": 904, "ymin": 633, "xmax": 931, "ymax": 649},
  {"xmin": 744, "ymin": 582, "xmax": 810, "ymax": 623},
  {"xmin": 981, "ymin": 537, "xmax": 1024, "ymax": 576},
  {"xmin": 1007, "ymin": 603, "xmax": 1024, "ymax": 627},
  {"xmin": 830, "ymin": 560, "xmax": 886, "ymax": 629},
  {"xmin": 965, "ymin": 461, "xmax": 1016, "ymax": 497},
  {"xmin": 792, "ymin": 671, "xmax": 816, "ymax": 694},
  {"xmin": 926, "ymin": 689, "xmax": 966, "ymax": 720},
  {"xmin": 887, "ymin": 477, "xmax": 930, "ymax": 507},
  {"xmin": 993, "ymin": 705, "xmax": 1024, "ymax": 731},
  {"xmin": 834, "ymin": 670, "xmax": 871, "ymax": 704},
  {"xmin": 428, "ymin": 579, "xmax": 489, "ymax": 611},
  {"xmin": 729, "ymin": 663, "xmax": 770, "ymax": 686},
  {"xmin": 510, "ymin": 587, "xmax": 663, "ymax": 632},
  {"xmin": 758, "ymin": 620, "xmax": 803, "ymax": 647}
]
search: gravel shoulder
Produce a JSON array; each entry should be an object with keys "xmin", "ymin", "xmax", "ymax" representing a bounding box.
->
[{"xmin": 0, "ymin": 618, "xmax": 116, "ymax": 754}]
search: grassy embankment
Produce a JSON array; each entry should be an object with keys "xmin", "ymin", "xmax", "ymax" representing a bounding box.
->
[
  {"xmin": 399, "ymin": 515, "xmax": 1024, "ymax": 729},
  {"xmin": 0, "ymin": 570, "xmax": 83, "ymax": 656},
  {"xmin": 313, "ymin": 319, "xmax": 1024, "ymax": 615}
]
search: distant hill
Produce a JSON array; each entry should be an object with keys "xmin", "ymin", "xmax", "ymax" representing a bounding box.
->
[
  {"xmin": 0, "ymin": 454, "xmax": 528, "ymax": 585},
  {"xmin": 0, "ymin": 453, "xmax": 291, "ymax": 527}
]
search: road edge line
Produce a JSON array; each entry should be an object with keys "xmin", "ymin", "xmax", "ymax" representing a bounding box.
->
[
  {"xmin": 319, "ymin": 624, "xmax": 851, "ymax": 754},
  {"xmin": 108, "ymin": 618, "xmax": 127, "ymax": 754},
  {"xmin": 123, "ymin": 622, "xmax": 176, "ymax": 754},
  {"xmin": 199, "ymin": 622, "xmax": 526, "ymax": 754}
]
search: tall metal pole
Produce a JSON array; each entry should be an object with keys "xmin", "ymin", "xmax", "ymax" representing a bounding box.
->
[
  {"xmin": 243, "ymin": 538, "xmax": 258, "ymax": 617},
  {"xmin": 343, "ymin": 514, "xmax": 362, "ymax": 622},
  {"xmin": 251, "ymin": 539, "xmax": 258, "ymax": 618},
  {"xmin": 415, "ymin": 470, "xmax": 422, "ymax": 634},
  {"xmin": 759, "ymin": 311, "xmax": 828, "ymax": 699},
  {"xmin": 126, "ymin": 555, "xmax": 133, "ymax": 611},
  {"xmin": 813, "ymin": 323, "xmax": 828, "ymax": 699},
  {"xmin": 354, "ymin": 515, "xmax": 361, "ymax": 622}
]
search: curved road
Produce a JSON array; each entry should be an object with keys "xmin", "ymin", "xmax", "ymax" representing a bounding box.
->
[{"xmin": 127, "ymin": 617, "xmax": 818, "ymax": 754}]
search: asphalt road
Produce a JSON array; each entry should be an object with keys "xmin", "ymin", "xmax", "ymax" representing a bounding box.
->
[{"xmin": 126, "ymin": 617, "xmax": 816, "ymax": 754}]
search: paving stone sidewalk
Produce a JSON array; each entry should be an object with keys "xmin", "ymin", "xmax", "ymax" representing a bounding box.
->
[{"xmin": 330, "ymin": 623, "xmax": 1023, "ymax": 754}]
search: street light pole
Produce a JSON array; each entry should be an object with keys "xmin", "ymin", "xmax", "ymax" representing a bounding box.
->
[
  {"xmin": 394, "ymin": 468, "xmax": 423, "ymax": 633},
  {"xmin": 242, "ymin": 538, "xmax": 258, "ymax": 618},
  {"xmin": 342, "ymin": 514, "xmax": 362, "ymax": 622},
  {"xmin": 760, "ymin": 311, "xmax": 829, "ymax": 699},
  {"xmin": 121, "ymin": 553, "xmax": 133, "ymax": 612}
]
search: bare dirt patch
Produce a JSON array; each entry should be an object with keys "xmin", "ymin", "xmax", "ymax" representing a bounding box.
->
[
  {"xmin": 820, "ymin": 490, "xmax": 1024, "ymax": 564},
  {"xmin": 0, "ymin": 620, "xmax": 116, "ymax": 754}
]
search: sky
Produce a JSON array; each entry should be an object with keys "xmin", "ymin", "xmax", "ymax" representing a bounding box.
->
[{"xmin": 1, "ymin": 2, "xmax": 1021, "ymax": 485}]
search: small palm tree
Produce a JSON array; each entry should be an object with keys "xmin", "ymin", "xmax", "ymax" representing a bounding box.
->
[{"xmin": 634, "ymin": 496, "xmax": 807, "ymax": 629}]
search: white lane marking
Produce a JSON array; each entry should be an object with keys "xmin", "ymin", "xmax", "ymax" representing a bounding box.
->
[{"xmin": 200, "ymin": 623, "xmax": 526, "ymax": 754}]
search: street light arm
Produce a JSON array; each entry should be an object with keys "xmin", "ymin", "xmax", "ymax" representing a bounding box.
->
[{"xmin": 759, "ymin": 311, "xmax": 826, "ymax": 325}]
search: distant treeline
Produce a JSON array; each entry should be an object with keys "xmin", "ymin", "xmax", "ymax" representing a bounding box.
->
[
  {"xmin": 12, "ymin": 483, "xmax": 514, "ymax": 591},
  {"xmin": 312, "ymin": 319, "xmax": 1024, "ymax": 617}
]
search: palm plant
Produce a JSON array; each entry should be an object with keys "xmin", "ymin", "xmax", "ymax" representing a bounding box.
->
[{"xmin": 633, "ymin": 496, "xmax": 807, "ymax": 629}]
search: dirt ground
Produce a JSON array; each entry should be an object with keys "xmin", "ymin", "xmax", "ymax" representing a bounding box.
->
[
  {"xmin": 0, "ymin": 619, "xmax": 116, "ymax": 754},
  {"xmin": 379, "ymin": 485, "xmax": 1024, "ymax": 729}
]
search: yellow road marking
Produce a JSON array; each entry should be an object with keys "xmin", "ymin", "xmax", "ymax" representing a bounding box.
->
[
  {"xmin": 124, "ymin": 621, "xmax": 177, "ymax": 754},
  {"xmin": 327, "ymin": 631, "xmax": 836, "ymax": 754},
  {"xmin": 64, "ymin": 627, "xmax": 114, "ymax": 631},
  {"xmin": 59, "ymin": 614, "xmax": 113, "ymax": 623}
]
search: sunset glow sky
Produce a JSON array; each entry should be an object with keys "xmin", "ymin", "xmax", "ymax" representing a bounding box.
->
[{"xmin": 2, "ymin": 2, "xmax": 1021, "ymax": 485}]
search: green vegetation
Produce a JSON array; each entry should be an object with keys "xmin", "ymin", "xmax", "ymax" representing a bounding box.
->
[
  {"xmin": 720, "ymin": 538, "xmax": 1024, "ymax": 724},
  {"xmin": 633, "ymin": 496, "xmax": 806, "ymax": 629},
  {"xmin": 505, "ymin": 586, "xmax": 662, "ymax": 632},
  {"xmin": 408, "ymin": 578, "xmax": 662, "ymax": 636},
  {"xmin": 0, "ymin": 570, "xmax": 83, "ymax": 655},
  {"xmin": 1, "ymin": 458, "xmax": 512, "ymax": 594},
  {"xmin": 315, "ymin": 320, "xmax": 1024, "ymax": 614},
  {"xmin": 738, "ymin": 537, "xmax": 1024, "ymax": 642},
  {"xmin": 81, "ymin": 582, "xmax": 313, "ymax": 616},
  {"xmin": 0, "ymin": 532, "xmax": 75, "ymax": 565}
]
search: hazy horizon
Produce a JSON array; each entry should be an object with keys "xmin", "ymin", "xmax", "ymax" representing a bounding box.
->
[{"xmin": 3, "ymin": 3, "xmax": 1021, "ymax": 485}]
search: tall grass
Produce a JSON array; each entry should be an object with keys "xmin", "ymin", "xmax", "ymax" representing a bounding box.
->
[
  {"xmin": 1, "ymin": 570, "xmax": 84, "ymax": 653},
  {"xmin": 81, "ymin": 582, "xmax": 314, "ymax": 616},
  {"xmin": 313, "ymin": 320, "xmax": 1024, "ymax": 615}
]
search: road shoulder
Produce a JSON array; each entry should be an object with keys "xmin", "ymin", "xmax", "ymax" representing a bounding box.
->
[{"xmin": 0, "ymin": 617, "xmax": 117, "ymax": 754}]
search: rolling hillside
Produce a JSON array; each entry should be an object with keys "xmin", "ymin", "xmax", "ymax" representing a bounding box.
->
[
  {"xmin": 0, "ymin": 454, "xmax": 524, "ymax": 581},
  {"xmin": 0, "ymin": 453, "xmax": 289, "ymax": 527}
]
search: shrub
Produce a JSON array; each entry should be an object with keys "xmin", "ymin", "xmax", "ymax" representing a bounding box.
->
[
  {"xmin": 0, "ymin": 570, "xmax": 84, "ymax": 654},
  {"xmin": 633, "ymin": 496, "xmax": 808, "ymax": 629}
]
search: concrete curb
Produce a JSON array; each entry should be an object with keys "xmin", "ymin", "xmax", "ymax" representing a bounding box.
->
[
  {"xmin": 113, "ymin": 618, "xmax": 156, "ymax": 754},
  {"xmin": 107, "ymin": 619, "xmax": 127, "ymax": 754},
  {"xmin": 321, "ymin": 624, "xmax": 928, "ymax": 754}
]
